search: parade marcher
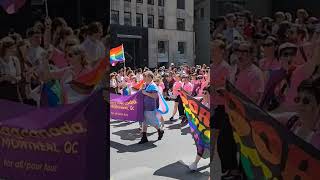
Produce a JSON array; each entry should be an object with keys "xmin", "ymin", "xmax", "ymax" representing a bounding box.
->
[{"xmin": 139, "ymin": 71, "xmax": 164, "ymax": 144}]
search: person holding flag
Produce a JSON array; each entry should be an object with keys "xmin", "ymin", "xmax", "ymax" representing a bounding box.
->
[{"xmin": 139, "ymin": 71, "xmax": 166, "ymax": 144}]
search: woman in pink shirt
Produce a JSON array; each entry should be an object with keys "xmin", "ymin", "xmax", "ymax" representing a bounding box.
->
[
  {"xmin": 182, "ymin": 74, "xmax": 193, "ymax": 94},
  {"xmin": 169, "ymin": 74, "xmax": 183, "ymax": 121},
  {"xmin": 259, "ymin": 36, "xmax": 281, "ymax": 71}
]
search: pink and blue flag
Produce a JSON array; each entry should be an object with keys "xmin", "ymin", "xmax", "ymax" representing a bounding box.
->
[{"xmin": 0, "ymin": 0, "xmax": 26, "ymax": 14}]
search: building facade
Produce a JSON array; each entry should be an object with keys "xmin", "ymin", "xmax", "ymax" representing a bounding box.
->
[
  {"xmin": 194, "ymin": 0, "xmax": 210, "ymax": 65},
  {"xmin": 110, "ymin": 0, "xmax": 195, "ymax": 68}
]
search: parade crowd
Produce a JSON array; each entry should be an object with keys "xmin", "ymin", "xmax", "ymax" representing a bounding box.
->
[
  {"xmin": 0, "ymin": 17, "xmax": 109, "ymax": 106},
  {"xmin": 211, "ymin": 9, "xmax": 320, "ymax": 179}
]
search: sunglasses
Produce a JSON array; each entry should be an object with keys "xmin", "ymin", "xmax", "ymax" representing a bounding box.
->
[
  {"xmin": 281, "ymin": 52, "xmax": 296, "ymax": 58},
  {"xmin": 66, "ymin": 43, "xmax": 76, "ymax": 47},
  {"xmin": 203, "ymin": 91, "xmax": 208, "ymax": 95},
  {"xmin": 294, "ymin": 96, "xmax": 310, "ymax": 105},
  {"xmin": 263, "ymin": 43, "xmax": 274, "ymax": 47},
  {"xmin": 236, "ymin": 49, "xmax": 250, "ymax": 54}
]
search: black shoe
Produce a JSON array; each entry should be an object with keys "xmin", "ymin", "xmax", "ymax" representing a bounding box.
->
[
  {"xmin": 138, "ymin": 133, "xmax": 148, "ymax": 144},
  {"xmin": 169, "ymin": 117, "xmax": 174, "ymax": 121},
  {"xmin": 158, "ymin": 130, "xmax": 164, "ymax": 140}
]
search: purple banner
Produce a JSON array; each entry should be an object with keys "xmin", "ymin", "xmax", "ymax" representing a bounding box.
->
[
  {"xmin": 0, "ymin": 90, "xmax": 107, "ymax": 180},
  {"xmin": 110, "ymin": 92, "xmax": 144, "ymax": 121}
]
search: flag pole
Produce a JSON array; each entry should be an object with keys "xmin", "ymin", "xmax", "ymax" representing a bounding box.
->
[{"xmin": 45, "ymin": 0, "xmax": 49, "ymax": 18}]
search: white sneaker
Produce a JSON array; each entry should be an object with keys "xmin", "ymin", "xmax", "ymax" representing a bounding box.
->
[{"xmin": 188, "ymin": 162, "xmax": 198, "ymax": 171}]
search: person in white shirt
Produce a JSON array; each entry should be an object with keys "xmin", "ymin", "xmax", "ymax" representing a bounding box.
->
[
  {"xmin": 0, "ymin": 37, "xmax": 22, "ymax": 102},
  {"xmin": 81, "ymin": 22, "xmax": 105, "ymax": 67}
]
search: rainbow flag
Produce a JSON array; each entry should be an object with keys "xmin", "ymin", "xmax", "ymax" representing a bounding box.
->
[
  {"xmin": 0, "ymin": 0, "xmax": 26, "ymax": 14},
  {"xmin": 74, "ymin": 58, "xmax": 108, "ymax": 86},
  {"xmin": 132, "ymin": 80, "xmax": 144, "ymax": 90},
  {"xmin": 40, "ymin": 80, "xmax": 63, "ymax": 107},
  {"xmin": 110, "ymin": 44, "xmax": 125, "ymax": 66},
  {"xmin": 180, "ymin": 89, "xmax": 210, "ymax": 152}
]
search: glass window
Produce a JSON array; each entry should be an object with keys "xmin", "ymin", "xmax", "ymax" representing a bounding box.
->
[
  {"xmin": 158, "ymin": 41, "xmax": 165, "ymax": 54},
  {"xmin": 124, "ymin": 12, "xmax": 132, "ymax": 26},
  {"xmin": 158, "ymin": 16, "xmax": 164, "ymax": 29},
  {"xmin": 178, "ymin": 42, "xmax": 185, "ymax": 54},
  {"xmin": 177, "ymin": 18, "xmax": 185, "ymax": 31},
  {"xmin": 177, "ymin": 0, "xmax": 185, "ymax": 9},
  {"xmin": 136, "ymin": 13, "xmax": 143, "ymax": 27},
  {"xmin": 148, "ymin": 15, "xmax": 154, "ymax": 28},
  {"xmin": 148, "ymin": 0, "xmax": 154, "ymax": 5},
  {"xmin": 158, "ymin": 0, "xmax": 164, "ymax": 6},
  {"xmin": 111, "ymin": 10, "xmax": 119, "ymax": 24},
  {"xmin": 136, "ymin": 0, "xmax": 143, "ymax": 3}
]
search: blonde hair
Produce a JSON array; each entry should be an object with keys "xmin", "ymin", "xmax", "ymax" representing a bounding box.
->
[{"xmin": 69, "ymin": 45, "xmax": 88, "ymax": 68}]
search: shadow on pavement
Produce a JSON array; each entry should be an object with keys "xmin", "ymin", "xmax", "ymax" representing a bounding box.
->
[
  {"xmin": 181, "ymin": 127, "xmax": 190, "ymax": 135},
  {"xmin": 113, "ymin": 128, "xmax": 156, "ymax": 141},
  {"xmin": 112, "ymin": 121, "xmax": 136, "ymax": 128},
  {"xmin": 110, "ymin": 120, "xmax": 123, "ymax": 124},
  {"xmin": 110, "ymin": 140, "xmax": 157, "ymax": 153},
  {"xmin": 153, "ymin": 161, "xmax": 209, "ymax": 180},
  {"xmin": 167, "ymin": 123, "xmax": 181, "ymax": 130}
]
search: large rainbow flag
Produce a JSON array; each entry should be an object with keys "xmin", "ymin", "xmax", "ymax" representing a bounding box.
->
[
  {"xmin": 180, "ymin": 89, "xmax": 210, "ymax": 153},
  {"xmin": 110, "ymin": 44, "xmax": 125, "ymax": 66}
]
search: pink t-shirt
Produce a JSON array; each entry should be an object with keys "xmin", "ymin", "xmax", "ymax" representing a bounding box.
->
[
  {"xmin": 212, "ymin": 61, "xmax": 232, "ymax": 106},
  {"xmin": 183, "ymin": 82, "xmax": 194, "ymax": 94},
  {"xmin": 51, "ymin": 48, "xmax": 68, "ymax": 68},
  {"xmin": 281, "ymin": 63, "xmax": 314, "ymax": 108},
  {"xmin": 172, "ymin": 81, "xmax": 183, "ymax": 96},
  {"xmin": 259, "ymin": 57, "xmax": 281, "ymax": 71},
  {"xmin": 159, "ymin": 82, "xmax": 165, "ymax": 91},
  {"xmin": 234, "ymin": 64, "xmax": 265, "ymax": 104}
]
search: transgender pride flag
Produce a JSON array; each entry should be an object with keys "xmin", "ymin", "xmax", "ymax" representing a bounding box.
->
[
  {"xmin": 110, "ymin": 44, "xmax": 125, "ymax": 66},
  {"xmin": 0, "ymin": 0, "xmax": 26, "ymax": 14}
]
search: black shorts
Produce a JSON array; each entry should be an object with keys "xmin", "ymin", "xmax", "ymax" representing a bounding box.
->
[
  {"xmin": 211, "ymin": 105, "xmax": 226, "ymax": 130},
  {"xmin": 174, "ymin": 95, "xmax": 180, "ymax": 102}
]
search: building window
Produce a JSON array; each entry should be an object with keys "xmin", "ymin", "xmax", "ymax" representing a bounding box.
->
[
  {"xmin": 124, "ymin": 0, "xmax": 131, "ymax": 1},
  {"xmin": 148, "ymin": 15, "xmax": 154, "ymax": 28},
  {"xmin": 177, "ymin": 18, "xmax": 185, "ymax": 31},
  {"xmin": 158, "ymin": 41, "xmax": 165, "ymax": 54},
  {"xmin": 136, "ymin": 0, "xmax": 143, "ymax": 3},
  {"xmin": 178, "ymin": 42, "xmax": 185, "ymax": 54},
  {"xmin": 158, "ymin": 0, "xmax": 164, "ymax": 6},
  {"xmin": 177, "ymin": 0, "xmax": 185, "ymax": 9},
  {"xmin": 124, "ymin": 12, "xmax": 131, "ymax": 26},
  {"xmin": 158, "ymin": 16, "xmax": 164, "ymax": 29},
  {"xmin": 148, "ymin": 0, "xmax": 154, "ymax": 5},
  {"xmin": 201, "ymin": 8, "xmax": 205, "ymax": 18},
  {"xmin": 111, "ymin": 10, "xmax": 119, "ymax": 24},
  {"xmin": 136, "ymin": 13, "xmax": 143, "ymax": 27}
]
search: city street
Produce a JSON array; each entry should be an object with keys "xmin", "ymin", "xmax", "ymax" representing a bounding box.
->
[{"xmin": 110, "ymin": 101, "xmax": 213, "ymax": 180}]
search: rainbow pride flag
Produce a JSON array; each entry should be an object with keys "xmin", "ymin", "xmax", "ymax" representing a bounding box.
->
[
  {"xmin": 40, "ymin": 80, "xmax": 63, "ymax": 107},
  {"xmin": 74, "ymin": 58, "xmax": 108, "ymax": 86},
  {"xmin": 132, "ymin": 80, "xmax": 144, "ymax": 90},
  {"xmin": 110, "ymin": 44, "xmax": 125, "ymax": 66},
  {"xmin": 180, "ymin": 89, "xmax": 210, "ymax": 151}
]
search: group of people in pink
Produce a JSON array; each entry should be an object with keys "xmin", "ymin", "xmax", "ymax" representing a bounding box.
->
[
  {"xmin": 210, "ymin": 9, "xmax": 320, "ymax": 179},
  {"xmin": 110, "ymin": 63, "xmax": 211, "ymax": 171},
  {"xmin": 0, "ymin": 17, "xmax": 109, "ymax": 106}
]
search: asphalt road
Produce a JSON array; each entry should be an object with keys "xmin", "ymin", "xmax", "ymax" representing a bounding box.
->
[{"xmin": 110, "ymin": 101, "xmax": 216, "ymax": 180}]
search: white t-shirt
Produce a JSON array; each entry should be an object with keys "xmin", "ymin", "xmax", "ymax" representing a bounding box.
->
[
  {"xmin": 0, "ymin": 56, "xmax": 21, "ymax": 82},
  {"xmin": 81, "ymin": 38, "xmax": 105, "ymax": 64}
]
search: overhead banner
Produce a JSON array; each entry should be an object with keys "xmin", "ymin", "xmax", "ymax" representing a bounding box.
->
[
  {"xmin": 110, "ymin": 92, "xmax": 144, "ymax": 121},
  {"xmin": 180, "ymin": 89, "xmax": 210, "ymax": 150},
  {"xmin": 0, "ymin": 90, "xmax": 107, "ymax": 180},
  {"xmin": 225, "ymin": 81, "xmax": 320, "ymax": 179}
]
